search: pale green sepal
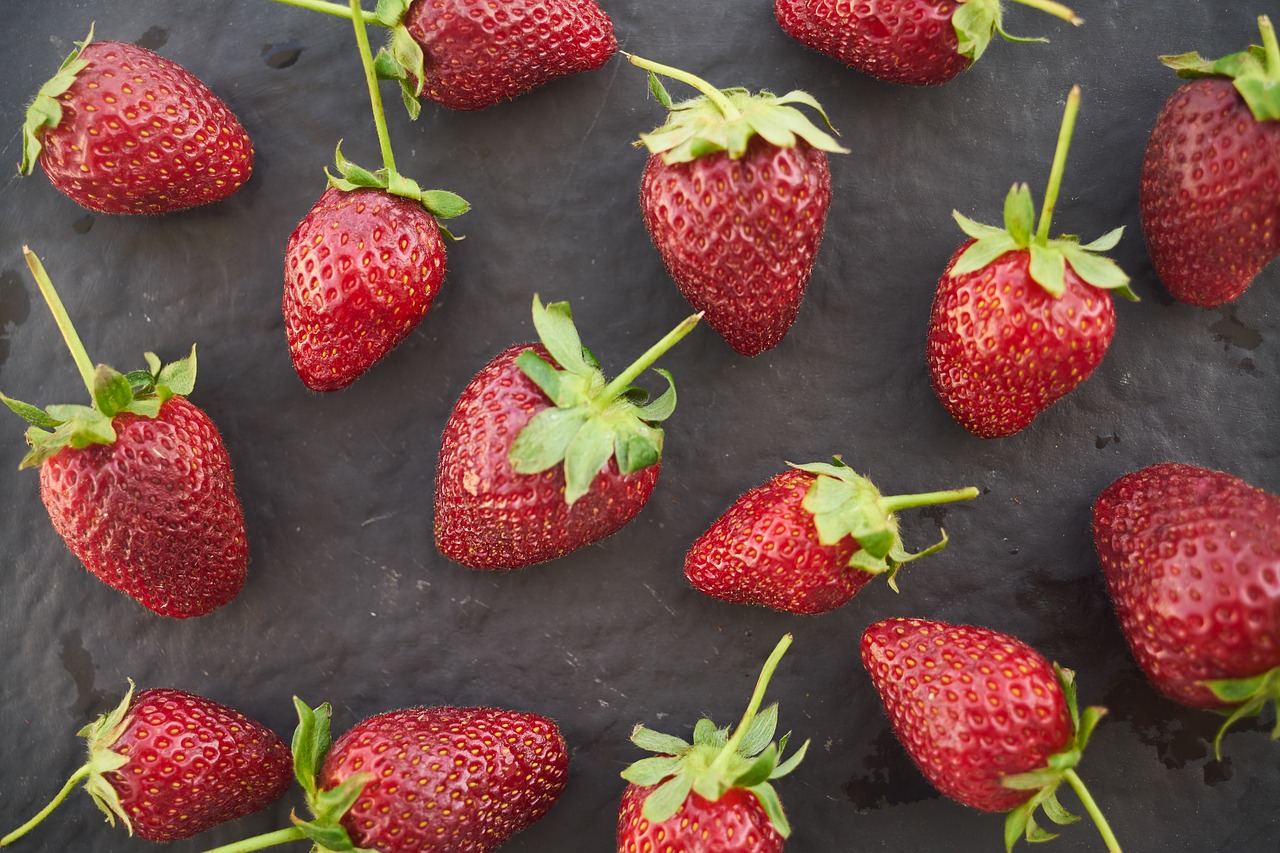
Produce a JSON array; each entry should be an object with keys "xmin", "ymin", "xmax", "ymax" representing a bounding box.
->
[
  {"xmin": 750, "ymin": 782, "xmax": 792, "ymax": 838},
  {"xmin": 692, "ymin": 718, "xmax": 727, "ymax": 748},
  {"xmin": 614, "ymin": 422, "xmax": 663, "ymax": 476},
  {"xmin": 79, "ymin": 680, "xmax": 139, "ymax": 835},
  {"xmin": 1004, "ymin": 184, "xmax": 1036, "ymax": 246},
  {"xmin": 1001, "ymin": 769, "xmax": 1064, "ymax": 790},
  {"xmin": 641, "ymin": 773, "xmax": 694, "ymax": 824},
  {"xmin": 647, "ymin": 71, "xmax": 674, "ymax": 108},
  {"xmin": 122, "ymin": 398, "xmax": 162, "ymax": 419},
  {"xmin": 508, "ymin": 407, "xmax": 590, "ymax": 475},
  {"xmin": 1040, "ymin": 790, "xmax": 1081, "ymax": 825},
  {"xmin": 770, "ymin": 738, "xmax": 809, "ymax": 779},
  {"xmin": 373, "ymin": 0, "xmax": 411, "ymax": 27},
  {"xmin": 291, "ymin": 773, "xmax": 376, "ymax": 853},
  {"xmin": 621, "ymin": 756, "xmax": 683, "ymax": 786},
  {"xmin": 630, "ymin": 726, "xmax": 691, "ymax": 754},
  {"xmin": 530, "ymin": 298, "xmax": 592, "ymax": 376},
  {"xmin": 953, "ymin": 210, "xmax": 1007, "ymax": 241},
  {"xmin": 155, "ymin": 344, "xmax": 197, "ymax": 396},
  {"xmin": 514, "ymin": 351, "xmax": 566, "ymax": 405},
  {"xmin": 1080, "ymin": 226, "xmax": 1124, "ymax": 252},
  {"xmin": 291, "ymin": 698, "xmax": 333, "ymax": 799},
  {"xmin": 20, "ymin": 25, "xmax": 94, "ymax": 175},
  {"xmin": 952, "ymin": 0, "xmax": 1001, "ymax": 62},
  {"xmin": 1060, "ymin": 244, "xmax": 1134, "ymax": 299},
  {"xmin": 1028, "ymin": 242, "xmax": 1066, "ymax": 297},
  {"xmin": 732, "ymin": 743, "xmax": 778, "ymax": 788},
  {"xmin": 636, "ymin": 369, "xmax": 677, "ymax": 422},
  {"xmin": 92, "ymin": 366, "xmax": 133, "ymax": 419},
  {"xmin": 327, "ymin": 142, "xmax": 469, "ymax": 221},
  {"xmin": 1160, "ymin": 16, "xmax": 1280, "ymax": 122},
  {"xmin": 1201, "ymin": 665, "xmax": 1280, "ymax": 759},
  {"xmin": 2, "ymin": 393, "xmax": 60, "ymax": 428},
  {"xmin": 737, "ymin": 703, "xmax": 779, "ymax": 757},
  {"xmin": 951, "ymin": 232, "xmax": 1020, "ymax": 276},
  {"xmin": 561, "ymin": 414, "xmax": 616, "ymax": 503}
]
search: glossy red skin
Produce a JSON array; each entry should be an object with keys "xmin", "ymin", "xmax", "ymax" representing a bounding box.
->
[
  {"xmin": 434, "ymin": 343, "xmax": 661, "ymax": 569},
  {"xmin": 1093, "ymin": 463, "xmax": 1280, "ymax": 709},
  {"xmin": 320, "ymin": 706, "xmax": 568, "ymax": 853},
  {"xmin": 685, "ymin": 468, "xmax": 871, "ymax": 614},
  {"xmin": 284, "ymin": 187, "xmax": 446, "ymax": 392},
  {"xmin": 641, "ymin": 137, "xmax": 832, "ymax": 356},
  {"xmin": 861, "ymin": 617, "xmax": 1072, "ymax": 812},
  {"xmin": 926, "ymin": 242, "xmax": 1116, "ymax": 438},
  {"xmin": 1139, "ymin": 78, "xmax": 1280, "ymax": 306},
  {"xmin": 37, "ymin": 40, "xmax": 252, "ymax": 214},
  {"xmin": 774, "ymin": 0, "xmax": 968, "ymax": 86},
  {"xmin": 404, "ymin": 0, "xmax": 617, "ymax": 111},
  {"xmin": 617, "ymin": 782, "xmax": 783, "ymax": 853},
  {"xmin": 38, "ymin": 396, "xmax": 247, "ymax": 618},
  {"xmin": 106, "ymin": 688, "xmax": 292, "ymax": 841}
]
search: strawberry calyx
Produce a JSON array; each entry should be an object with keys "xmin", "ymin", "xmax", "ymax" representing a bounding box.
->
[
  {"xmin": 1, "ymin": 248, "xmax": 197, "ymax": 469},
  {"xmin": 1159, "ymin": 15, "xmax": 1280, "ymax": 122},
  {"xmin": 624, "ymin": 53, "xmax": 848, "ymax": 164},
  {"xmin": 325, "ymin": 142, "xmax": 469, "ymax": 225},
  {"xmin": 621, "ymin": 634, "xmax": 808, "ymax": 838},
  {"xmin": 790, "ymin": 457, "xmax": 978, "ymax": 590},
  {"xmin": 1202, "ymin": 664, "xmax": 1280, "ymax": 759},
  {"xmin": 999, "ymin": 665, "xmax": 1120, "ymax": 852},
  {"xmin": 19, "ymin": 24, "xmax": 95, "ymax": 176},
  {"xmin": 508, "ymin": 295, "xmax": 700, "ymax": 505},
  {"xmin": 953, "ymin": 0, "xmax": 1082, "ymax": 64}
]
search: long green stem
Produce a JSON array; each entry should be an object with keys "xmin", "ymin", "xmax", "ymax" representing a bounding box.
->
[
  {"xmin": 0, "ymin": 765, "xmax": 90, "ymax": 846},
  {"xmin": 269, "ymin": 0, "xmax": 379, "ymax": 24},
  {"xmin": 23, "ymin": 247, "xmax": 95, "ymax": 399},
  {"xmin": 881, "ymin": 486, "xmax": 980, "ymax": 514},
  {"xmin": 349, "ymin": 0, "xmax": 397, "ymax": 176},
  {"xmin": 1260, "ymin": 16, "xmax": 1279, "ymax": 72},
  {"xmin": 199, "ymin": 826, "xmax": 308, "ymax": 853},
  {"xmin": 1062, "ymin": 769, "xmax": 1122, "ymax": 853},
  {"xmin": 1010, "ymin": 0, "xmax": 1083, "ymax": 26},
  {"xmin": 600, "ymin": 313, "xmax": 701, "ymax": 400},
  {"xmin": 1035, "ymin": 85, "xmax": 1081, "ymax": 247},
  {"xmin": 624, "ymin": 54, "xmax": 742, "ymax": 120},
  {"xmin": 707, "ymin": 635, "xmax": 792, "ymax": 777}
]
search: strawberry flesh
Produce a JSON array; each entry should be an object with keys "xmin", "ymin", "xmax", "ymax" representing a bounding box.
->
[{"xmin": 617, "ymin": 782, "xmax": 783, "ymax": 853}]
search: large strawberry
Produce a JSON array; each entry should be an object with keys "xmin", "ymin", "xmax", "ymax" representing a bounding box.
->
[
  {"xmin": 1139, "ymin": 15, "xmax": 1280, "ymax": 306},
  {"xmin": 1, "ymin": 682, "xmax": 292, "ymax": 846},
  {"xmin": 685, "ymin": 458, "xmax": 977, "ymax": 614},
  {"xmin": 1093, "ymin": 462, "xmax": 1280, "ymax": 755},
  {"xmin": 2, "ymin": 249, "xmax": 248, "ymax": 618},
  {"xmin": 618, "ymin": 634, "xmax": 808, "ymax": 852},
  {"xmin": 926, "ymin": 86, "xmax": 1135, "ymax": 438},
  {"xmin": 774, "ymin": 0, "xmax": 1081, "ymax": 86},
  {"xmin": 19, "ymin": 26, "xmax": 253, "ymax": 214},
  {"xmin": 862, "ymin": 618, "xmax": 1120, "ymax": 851},
  {"xmin": 627, "ymin": 54, "xmax": 848, "ymax": 356},
  {"xmin": 434, "ymin": 296, "xmax": 699, "ymax": 569}
]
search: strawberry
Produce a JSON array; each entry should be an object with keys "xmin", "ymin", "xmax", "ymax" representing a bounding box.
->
[
  {"xmin": 685, "ymin": 458, "xmax": 977, "ymax": 614},
  {"xmin": 2, "ymin": 249, "xmax": 248, "ymax": 618},
  {"xmin": 1092, "ymin": 462, "xmax": 1280, "ymax": 755},
  {"xmin": 773, "ymin": 0, "xmax": 1081, "ymax": 87},
  {"xmin": 862, "ymin": 618, "xmax": 1120, "ymax": 851},
  {"xmin": 626, "ymin": 55, "xmax": 848, "ymax": 356},
  {"xmin": 926, "ymin": 86, "xmax": 1135, "ymax": 439},
  {"xmin": 1139, "ymin": 15, "xmax": 1280, "ymax": 306},
  {"xmin": 434, "ymin": 296, "xmax": 699, "ymax": 569},
  {"xmin": 19, "ymin": 26, "xmax": 252, "ymax": 214},
  {"xmin": 618, "ymin": 634, "xmax": 808, "ymax": 852},
  {"xmin": 1, "ymin": 682, "xmax": 292, "ymax": 845}
]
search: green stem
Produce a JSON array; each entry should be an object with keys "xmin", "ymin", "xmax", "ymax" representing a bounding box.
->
[
  {"xmin": 1009, "ymin": 0, "xmax": 1083, "ymax": 26},
  {"xmin": 23, "ymin": 247, "xmax": 95, "ymax": 399},
  {"xmin": 1035, "ymin": 85, "xmax": 1081, "ymax": 246},
  {"xmin": 707, "ymin": 635, "xmax": 792, "ymax": 777},
  {"xmin": 269, "ymin": 0, "xmax": 379, "ymax": 24},
  {"xmin": 624, "ymin": 53, "xmax": 743, "ymax": 120},
  {"xmin": 199, "ymin": 826, "xmax": 308, "ymax": 853},
  {"xmin": 1260, "ymin": 16, "xmax": 1279, "ymax": 73},
  {"xmin": 600, "ymin": 313, "xmax": 701, "ymax": 400},
  {"xmin": 880, "ymin": 486, "xmax": 980, "ymax": 514},
  {"xmin": 1062, "ymin": 769, "xmax": 1122, "ymax": 853},
  {"xmin": 0, "ymin": 765, "xmax": 90, "ymax": 846},
  {"xmin": 349, "ymin": 0, "xmax": 397, "ymax": 176}
]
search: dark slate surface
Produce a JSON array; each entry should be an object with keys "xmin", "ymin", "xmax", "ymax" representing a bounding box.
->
[{"xmin": 1, "ymin": 1, "xmax": 1278, "ymax": 851}]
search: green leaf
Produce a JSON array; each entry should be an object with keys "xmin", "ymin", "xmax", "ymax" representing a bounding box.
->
[
  {"xmin": 1028, "ymin": 243, "xmax": 1066, "ymax": 297},
  {"xmin": 692, "ymin": 718, "xmax": 728, "ymax": 748},
  {"xmin": 515, "ymin": 350, "xmax": 565, "ymax": 404},
  {"xmin": 952, "ymin": 0, "xmax": 999, "ymax": 61},
  {"xmin": 1000, "ymin": 768, "xmax": 1061, "ymax": 790},
  {"xmin": 770, "ymin": 737, "xmax": 809, "ymax": 780},
  {"xmin": 621, "ymin": 755, "xmax": 683, "ymax": 786},
  {"xmin": 143, "ymin": 351, "xmax": 162, "ymax": 376},
  {"xmin": 630, "ymin": 725, "xmax": 691, "ymax": 755},
  {"xmin": 647, "ymin": 71, "xmax": 673, "ymax": 108},
  {"xmin": 1039, "ymin": 790, "xmax": 1080, "ymax": 826},
  {"xmin": 640, "ymin": 772, "xmax": 693, "ymax": 824},
  {"xmin": 291, "ymin": 698, "xmax": 332, "ymax": 799},
  {"xmin": 388, "ymin": 24, "xmax": 426, "ymax": 100},
  {"xmin": 2, "ymin": 393, "xmax": 62, "ymax": 429},
  {"xmin": 732, "ymin": 743, "xmax": 778, "ymax": 788},
  {"xmin": 737, "ymin": 703, "xmax": 779, "ymax": 758},
  {"xmin": 1005, "ymin": 801, "xmax": 1032, "ymax": 853},
  {"xmin": 1003, "ymin": 184, "xmax": 1037, "ymax": 247},
  {"xmin": 530, "ymin": 298, "xmax": 592, "ymax": 377},
  {"xmin": 613, "ymin": 422, "xmax": 663, "ymax": 476},
  {"xmin": 122, "ymin": 398, "xmax": 161, "ymax": 419},
  {"xmin": 44, "ymin": 404, "xmax": 116, "ymax": 448},
  {"xmin": 749, "ymin": 782, "xmax": 792, "ymax": 838},
  {"xmin": 508, "ymin": 406, "xmax": 589, "ymax": 475},
  {"xmin": 802, "ymin": 472, "xmax": 895, "ymax": 558},
  {"xmin": 1076, "ymin": 706, "xmax": 1106, "ymax": 752},
  {"xmin": 310, "ymin": 773, "xmax": 370, "ymax": 823},
  {"xmin": 636, "ymin": 369, "xmax": 677, "ymax": 422},
  {"xmin": 373, "ymin": 0, "xmax": 412, "ymax": 27},
  {"xmin": 155, "ymin": 345, "xmax": 197, "ymax": 396},
  {"xmin": 1060, "ymin": 244, "xmax": 1130, "ymax": 291},
  {"xmin": 563, "ymin": 416, "xmax": 617, "ymax": 504},
  {"xmin": 1080, "ymin": 226, "xmax": 1124, "ymax": 252},
  {"xmin": 20, "ymin": 27, "xmax": 93, "ymax": 175},
  {"xmin": 419, "ymin": 189, "xmax": 470, "ymax": 220},
  {"xmin": 92, "ymin": 365, "xmax": 134, "ymax": 419},
  {"xmin": 951, "ymin": 233, "xmax": 1020, "ymax": 276},
  {"xmin": 952, "ymin": 210, "xmax": 1006, "ymax": 241}
]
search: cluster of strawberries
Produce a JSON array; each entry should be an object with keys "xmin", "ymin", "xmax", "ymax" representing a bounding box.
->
[{"xmin": 3, "ymin": 1, "xmax": 1278, "ymax": 852}]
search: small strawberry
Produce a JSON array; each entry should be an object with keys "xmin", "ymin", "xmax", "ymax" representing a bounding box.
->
[
  {"xmin": 19, "ymin": 26, "xmax": 253, "ymax": 214},
  {"xmin": 434, "ymin": 296, "xmax": 699, "ymax": 569},
  {"xmin": 926, "ymin": 86, "xmax": 1135, "ymax": 438},
  {"xmin": 685, "ymin": 458, "xmax": 977, "ymax": 614},
  {"xmin": 627, "ymin": 54, "xmax": 849, "ymax": 356},
  {"xmin": 1139, "ymin": 15, "xmax": 1280, "ymax": 306},
  {"xmin": 862, "ymin": 618, "xmax": 1120, "ymax": 851},
  {"xmin": 618, "ymin": 634, "xmax": 808, "ymax": 852},
  {"xmin": 2, "ymin": 248, "xmax": 248, "ymax": 618},
  {"xmin": 1092, "ymin": 462, "xmax": 1280, "ymax": 755},
  {"xmin": 774, "ymin": 0, "xmax": 1081, "ymax": 87},
  {"xmin": 0, "ymin": 682, "xmax": 292, "ymax": 846}
]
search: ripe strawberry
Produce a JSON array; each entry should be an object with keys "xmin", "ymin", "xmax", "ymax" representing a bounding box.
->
[
  {"xmin": 1092, "ymin": 462, "xmax": 1280, "ymax": 754},
  {"xmin": 2, "ymin": 249, "xmax": 248, "ymax": 618},
  {"xmin": 1, "ymin": 682, "xmax": 292, "ymax": 845},
  {"xmin": 926, "ymin": 86, "xmax": 1134, "ymax": 438},
  {"xmin": 1139, "ymin": 15, "xmax": 1280, "ymax": 306},
  {"xmin": 774, "ymin": 0, "xmax": 1081, "ymax": 86},
  {"xmin": 862, "ymin": 618, "xmax": 1120, "ymax": 851},
  {"xmin": 618, "ymin": 635, "xmax": 807, "ymax": 852},
  {"xmin": 628, "ymin": 55, "xmax": 848, "ymax": 356},
  {"xmin": 685, "ymin": 458, "xmax": 977, "ymax": 614},
  {"xmin": 434, "ymin": 296, "xmax": 699, "ymax": 569},
  {"xmin": 19, "ymin": 26, "xmax": 253, "ymax": 214}
]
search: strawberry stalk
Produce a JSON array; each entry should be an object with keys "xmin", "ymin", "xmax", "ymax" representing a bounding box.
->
[
  {"xmin": 22, "ymin": 248, "xmax": 95, "ymax": 396},
  {"xmin": 349, "ymin": 0, "xmax": 397, "ymax": 177},
  {"xmin": 0, "ymin": 768, "xmax": 91, "ymax": 846},
  {"xmin": 704, "ymin": 634, "xmax": 792, "ymax": 779},
  {"xmin": 1035, "ymin": 85, "xmax": 1080, "ymax": 246},
  {"xmin": 268, "ymin": 0, "xmax": 379, "ymax": 24},
  {"xmin": 1007, "ymin": 0, "xmax": 1081, "ymax": 25},
  {"xmin": 624, "ymin": 54, "xmax": 742, "ymax": 120}
]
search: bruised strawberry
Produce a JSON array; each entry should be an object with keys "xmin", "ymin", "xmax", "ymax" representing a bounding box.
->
[
  {"xmin": 685, "ymin": 459, "xmax": 977, "ymax": 614},
  {"xmin": 19, "ymin": 27, "xmax": 252, "ymax": 213},
  {"xmin": 629, "ymin": 55, "xmax": 847, "ymax": 356},
  {"xmin": 0, "ymin": 682, "xmax": 291, "ymax": 845},
  {"xmin": 434, "ymin": 296, "xmax": 699, "ymax": 569},
  {"xmin": 862, "ymin": 618, "xmax": 1120, "ymax": 851},
  {"xmin": 1139, "ymin": 15, "xmax": 1280, "ymax": 306}
]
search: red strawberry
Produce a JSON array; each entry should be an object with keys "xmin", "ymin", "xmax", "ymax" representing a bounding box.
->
[
  {"xmin": 434, "ymin": 296, "xmax": 699, "ymax": 569},
  {"xmin": 862, "ymin": 618, "xmax": 1120, "ymax": 851},
  {"xmin": 618, "ymin": 635, "xmax": 807, "ymax": 852},
  {"xmin": 774, "ymin": 0, "xmax": 1081, "ymax": 86},
  {"xmin": 1092, "ymin": 462, "xmax": 1280, "ymax": 754},
  {"xmin": 926, "ymin": 86, "xmax": 1134, "ymax": 438},
  {"xmin": 1, "ymin": 682, "xmax": 291, "ymax": 845},
  {"xmin": 685, "ymin": 458, "xmax": 977, "ymax": 614},
  {"xmin": 2, "ymin": 249, "xmax": 248, "ymax": 618},
  {"xmin": 628, "ymin": 54, "xmax": 848, "ymax": 356},
  {"xmin": 1139, "ymin": 15, "xmax": 1280, "ymax": 306},
  {"xmin": 19, "ymin": 27, "xmax": 252, "ymax": 214}
]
